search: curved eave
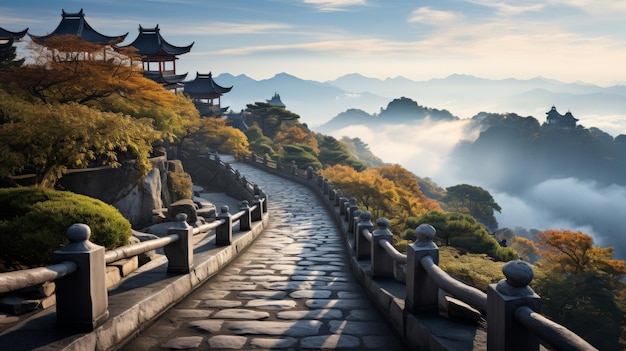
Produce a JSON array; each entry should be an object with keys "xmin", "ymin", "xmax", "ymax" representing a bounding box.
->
[
  {"xmin": 29, "ymin": 10, "xmax": 127, "ymax": 45},
  {"xmin": 183, "ymin": 72, "xmax": 233, "ymax": 97},
  {"xmin": 120, "ymin": 27, "xmax": 193, "ymax": 56},
  {"xmin": 144, "ymin": 71, "xmax": 189, "ymax": 84},
  {"xmin": 0, "ymin": 27, "xmax": 28, "ymax": 40}
]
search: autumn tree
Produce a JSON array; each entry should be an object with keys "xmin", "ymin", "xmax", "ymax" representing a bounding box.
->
[
  {"xmin": 0, "ymin": 35, "xmax": 203, "ymax": 187},
  {"xmin": 532, "ymin": 229, "xmax": 626, "ymax": 350},
  {"xmin": 442, "ymin": 184, "xmax": 501, "ymax": 231},
  {"xmin": 320, "ymin": 164, "xmax": 398, "ymax": 221},
  {"xmin": 274, "ymin": 125, "xmax": 319, "ymax": 154},
  {"xmin": 181, "ymin": 117, "xmax": 249, "ymax": 159},
  {"xmin": 372, "ymin": 165, "xmax": 440, "ymax": 219},
  {"xmin": 2, "ymin": 36, "xmax": 200, "ymax": 142},
  {"xmin": 0, "ymin": 92, "xmax": 158, "ymax": 187}
]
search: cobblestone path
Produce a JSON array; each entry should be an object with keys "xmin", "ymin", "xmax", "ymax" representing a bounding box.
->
[{"xmin": 122, "ymin": 161, "xmax": 409, "ymax": 350}]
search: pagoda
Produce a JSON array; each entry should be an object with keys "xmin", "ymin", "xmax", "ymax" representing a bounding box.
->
[
  {"xmin": 266, "ymin": 92, "xmax": 286, "ymax": 107},
  {"xmin": 29, "ymin": 9, "xmax": 127, "ymax": 46},
  {"xmin": 119, "ymin": 25, "xmax": 193, "ymax": 89},
  {"xmin": 545, "ymin": 106, "xmax": 578, "ymax": 128},
  {"xmin": 183, "ymin": 72, "xmax": 232, "ymax": 116}
]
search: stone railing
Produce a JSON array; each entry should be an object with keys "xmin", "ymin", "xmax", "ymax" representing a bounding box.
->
[
  {"xmin": 0, "ymin": 153, "xmax": 268, "ymax": 341},
  {"xmin": 244, "ymin": 154, "xmax": 598, "ymax": 351}
]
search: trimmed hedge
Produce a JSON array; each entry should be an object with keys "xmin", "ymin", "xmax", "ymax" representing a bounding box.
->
[{"xmin": 0, "ymin": 187, "xmax": 131, "ymax": 271}]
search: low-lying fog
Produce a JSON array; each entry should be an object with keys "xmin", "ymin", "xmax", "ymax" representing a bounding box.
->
[{"xmin": 330, "ymin": 120, "xmax": 626, "ymax": 261}]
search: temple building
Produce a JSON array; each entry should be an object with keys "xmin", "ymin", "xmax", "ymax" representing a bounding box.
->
[
  {"xmin": 119, "ymin": 25, "xmax": 193, "ymax": 89},
  {"xmin": 29, "ymin": 9, "xmax": 127, "ymax": 46},
  {"xmin": 183, "ymin": 72, "xmax": 232, "ymax": 116},
  {"xmin": 266, "ymin": 92, "xmax": 286, "ymax": 107},
  {"xmin": 545, "ymin": 106, "xmax": 578, "ymax": 128}
]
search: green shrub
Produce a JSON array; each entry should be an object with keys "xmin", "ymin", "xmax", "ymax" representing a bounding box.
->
[
  {"xmin": 0, "ymin": 187, "xmax": 131, "ymax": 270},
  {"xmin": 167, "ymin": 171, "xmax": 193, "ymax": 202}
]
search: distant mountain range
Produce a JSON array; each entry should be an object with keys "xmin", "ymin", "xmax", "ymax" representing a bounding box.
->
[{"xmin": 215, "ymin": 72, "xmax": 626, "ymax": 136}]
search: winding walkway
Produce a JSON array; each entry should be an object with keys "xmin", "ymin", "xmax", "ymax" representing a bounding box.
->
[{"xmin": 121, "ymin": 161, "xmax": 409, "ymax": 350}]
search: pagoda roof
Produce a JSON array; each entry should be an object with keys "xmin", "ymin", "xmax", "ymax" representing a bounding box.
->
[
  {"xmin": 120, "ymin": 25, "xmax": 193, "ymax": 57},
  {"xmin": 266, "ymin": 92, "xmax": 285, "ymax": 107},
  {"xmin": 183, "ymin": 72, "xmax": 232, "ymax": 98},
  {"xmin": 0, "ymin": 27, "xmax": 28, "ymax": 40},
  {"xmin": 144, "ymin": 71, "xmax": 188, "ymax": 85},
  {"xmin": 29, "ymin": 9, "xmax": 127, "ymax": 45}
]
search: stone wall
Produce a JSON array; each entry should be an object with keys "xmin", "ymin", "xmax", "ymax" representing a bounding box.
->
[{"xmin": 57, "ymin": 152, "xmax": 182, "ymax": 228}]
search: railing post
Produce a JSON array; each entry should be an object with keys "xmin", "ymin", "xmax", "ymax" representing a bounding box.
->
[
  {"xmin": 328, "ymin": 185, "xmax": 336, "ymax": 202},
  {"xmin": 347, "ymin": 199, "xmax": 359, "ymax": 234},
  {"xmin": 323, "ymin": 179, "xmax": 330, "ymax": 195},
  {"xmin": 355, "ymin": 211, "xmax": 373, "ymax": 259},
  {"xmin": 52, "ymin": 223, "xmax": 109, "ymax": 331},
  {"xmin": 239, "ymin": 200, "xmax": 252, "ymax": 231},
  {"xmin": 307, "ymin": 166, "xmax": 314, "ymax": 180},
  {"xmin": 339, "ymin": 195, "xmax": 348, "ymax": 215},
  {"xmin": 405, "ymin": 224, "xmax": 439, "ymax": 314},
  {"xmin": 291, "ymin": 160, "xmax": 297, "ymax": 175},
  {"xmin": 371, "ymin": 218, "xmax": 394, "ymax": 278},
  {"xmin": 216, "ymin": 205, "xmax": 233, "ymax": 245},
  {"xmin": 335, "ymin": 190, "xmax": 343, "ymax": 208},
  {"xmin": 165, "ymin": 213, "xmax": 194, "ymax": 273},
  {"xmin": 487, "ymin": 261, "xmax": 541, "ymax": 351}
]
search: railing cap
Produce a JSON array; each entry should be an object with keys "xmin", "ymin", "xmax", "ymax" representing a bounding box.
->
[
  {"xmin": 67, "ymin": 223, "xmax": 90, "ymax": 242},
  {"xmin": 415, "ymin": 224, "xmax": 436, "ymax": 242},
  {"xmin": 359, "ymin": 211, "xmax": 372, "ymax": 222},
  {"xmin": 496, "ymin": 260, "xmax": 535, "ymax": 297}
]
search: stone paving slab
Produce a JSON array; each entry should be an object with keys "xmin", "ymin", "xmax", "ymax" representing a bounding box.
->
[{"xmin": 120, "ymin": 161, "xmax": 410, "ymax": 351}]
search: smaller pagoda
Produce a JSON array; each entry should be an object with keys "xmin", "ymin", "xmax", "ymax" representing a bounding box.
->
[
  {"xmin": 29, "ymin": 9, "xmax": 127, "ymax": 46},
  {"xmin": 545, "ymin": 106, "xmax": 578, "ymax": 128},
  {"xmin": 120, "ymin": 25, "xmax": 193, "ymax": 89},
  {"xmin": 183, "ymin": 72, "xmax": 233, "ymax": 116},
  {"xmin": 266, "ymin": 92, "xmax": 286, "ymax": 107}
]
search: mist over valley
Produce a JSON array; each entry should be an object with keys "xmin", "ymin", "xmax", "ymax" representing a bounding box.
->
[{"xmin": 217, "ymin": 72, "xmax": 626, "ymax": 260}]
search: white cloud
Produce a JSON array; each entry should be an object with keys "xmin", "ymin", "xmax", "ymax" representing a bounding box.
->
[
  {"xmin": 408, "ymin": 7, "xmax": 461, "ymax": 25},
  {"xmin": 303, "ymin": 0, "xmax": 367, "ymax": 11}
]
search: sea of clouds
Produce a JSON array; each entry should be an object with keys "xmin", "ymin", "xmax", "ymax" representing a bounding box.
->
[{"xmin": 329, "ymin": 119, "xmax": 626, "ymax": 261}]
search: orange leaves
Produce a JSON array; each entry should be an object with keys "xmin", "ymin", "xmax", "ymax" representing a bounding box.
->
[{"xmin": 535, "ymin": 229, "xmax": 626, "ymax": 277}]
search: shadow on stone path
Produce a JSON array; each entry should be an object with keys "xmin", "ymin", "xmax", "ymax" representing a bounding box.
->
[{"xmin": 121, "ymin": 161, "xmax": 410, "ymax": 350}]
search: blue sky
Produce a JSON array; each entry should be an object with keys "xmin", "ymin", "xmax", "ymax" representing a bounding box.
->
[{"xmin": 2, "ymin": 0, "xmax": 626, "ymax": 85}]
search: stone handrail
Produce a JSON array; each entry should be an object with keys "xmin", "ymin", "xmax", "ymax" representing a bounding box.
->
[
  {"xmin": 105, "ymin": 232, "xmax": 181, "ymax": 264},
  {"xmin": 514, "ymin": 306, "xmax": 598, "ymax": 351},
  {"xmin": 243, "ymin": 153, "xmax": 599, "ymax": 351},
  {"xmin": 0, "ymin": 153, "xmax": 269, "ymax": 334},
  {"xmin": 0, "ymin": 261, "xmax": 77, "ymax": 294}
]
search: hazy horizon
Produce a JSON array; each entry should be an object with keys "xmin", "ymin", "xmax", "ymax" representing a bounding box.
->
[{"xmin": 3, "ymin": 1, "xmax": 626, "ymax": 86}]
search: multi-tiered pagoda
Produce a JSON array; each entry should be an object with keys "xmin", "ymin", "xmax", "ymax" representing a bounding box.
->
[{"xmin": 119, "ymin": 25, "xmax": 193, "ymax": 89}]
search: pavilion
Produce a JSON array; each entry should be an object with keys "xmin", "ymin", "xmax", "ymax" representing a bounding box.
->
[{"xmin": 119, "ymin": 25, "xmax": 193, "ymax": 90}]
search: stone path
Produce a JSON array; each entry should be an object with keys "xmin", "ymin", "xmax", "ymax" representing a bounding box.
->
[{"xmin": 121, "ymin": 161, "xmax": 409, "ymax": 350}]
